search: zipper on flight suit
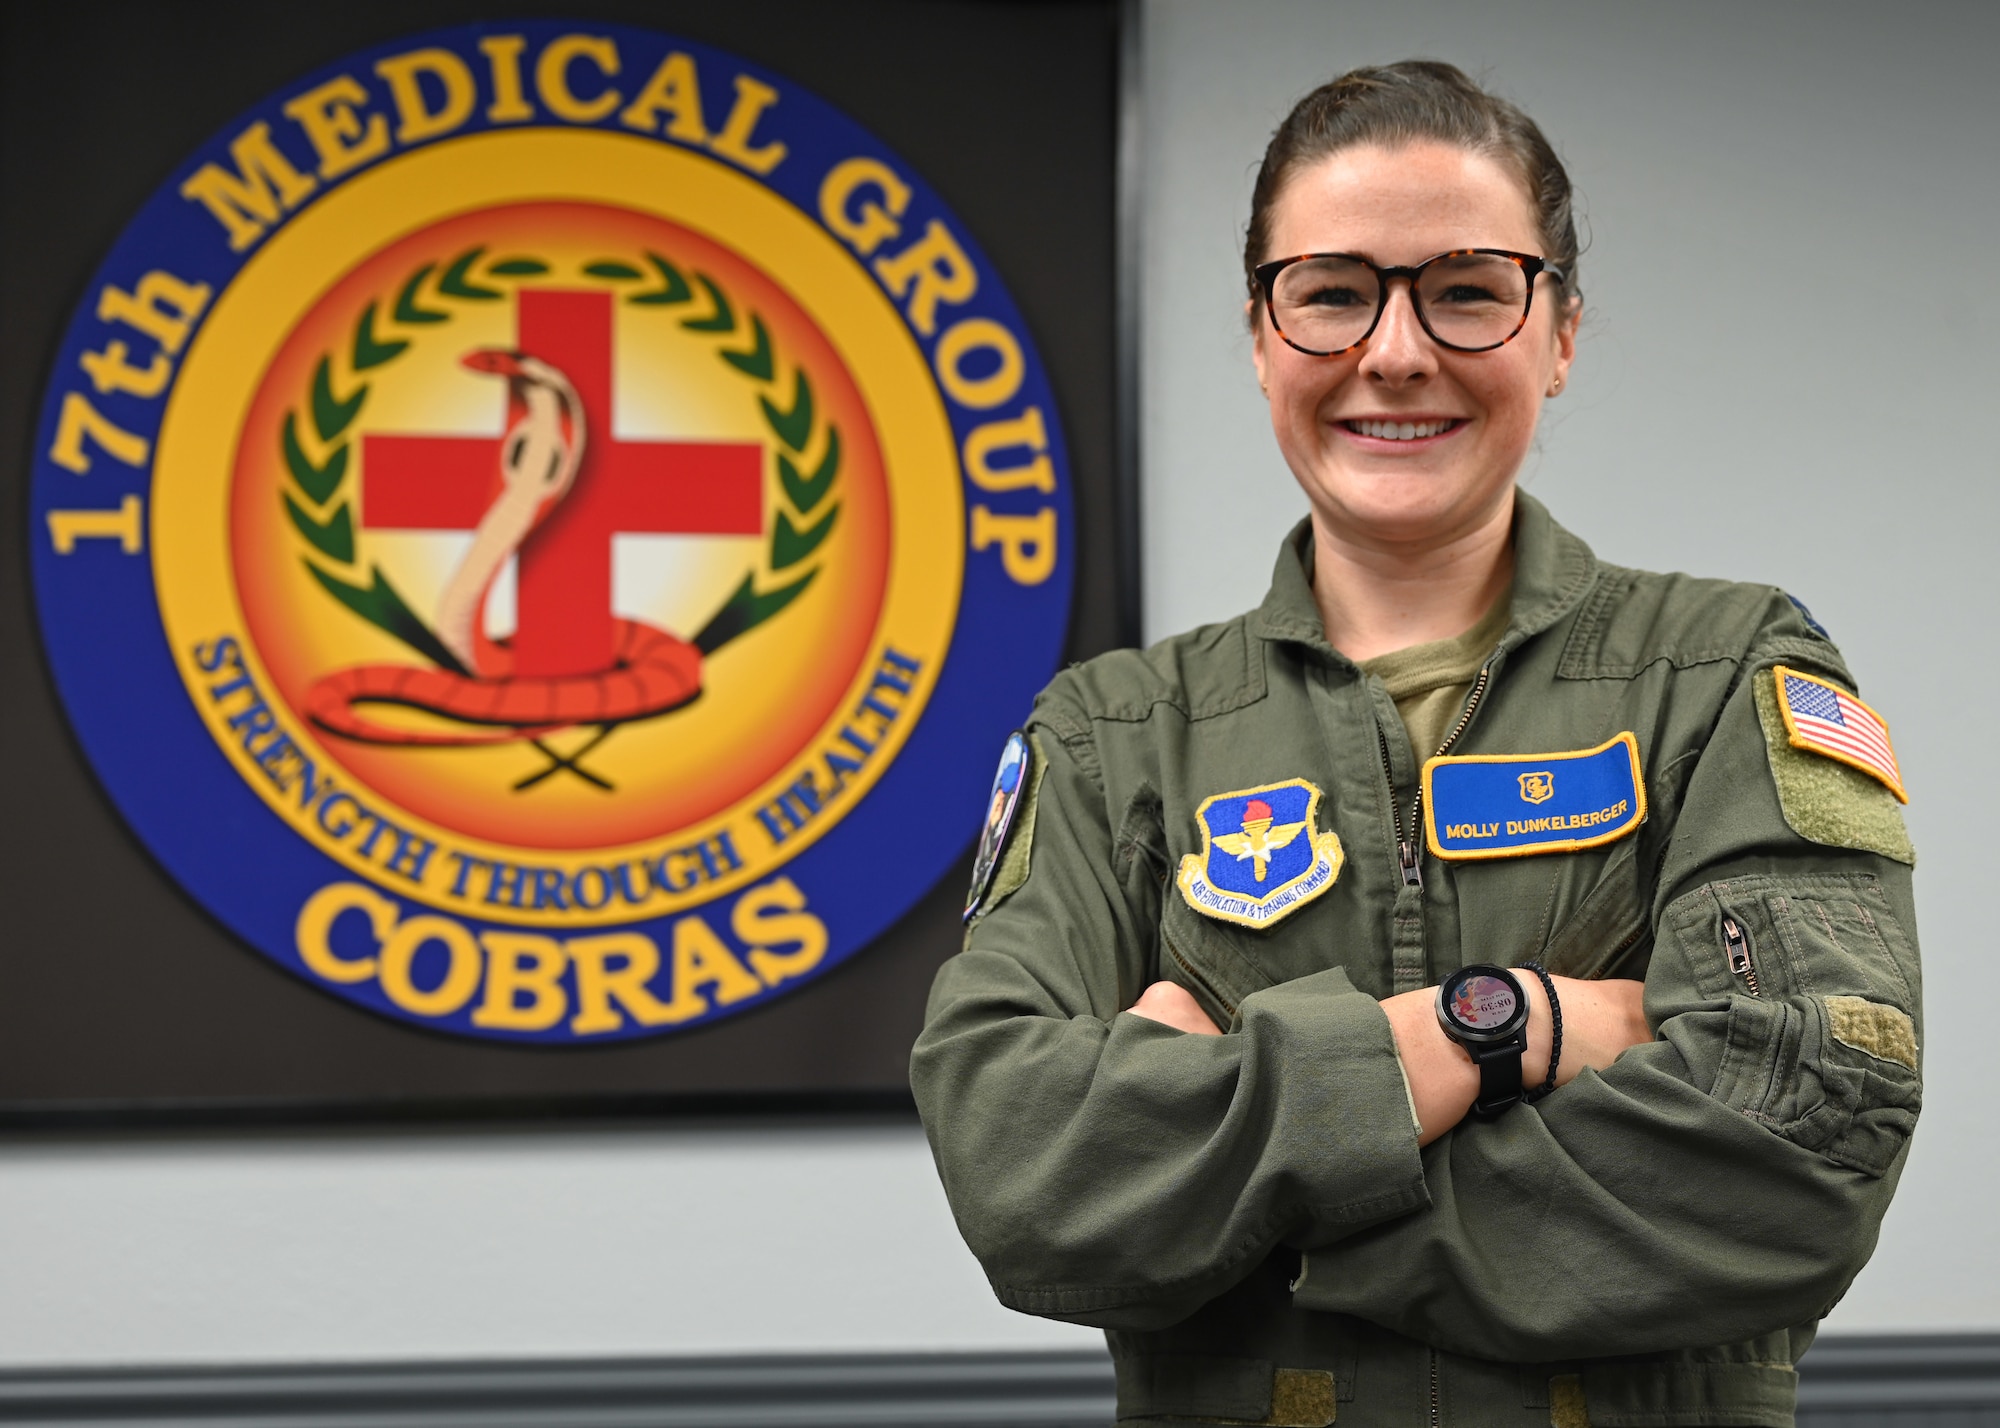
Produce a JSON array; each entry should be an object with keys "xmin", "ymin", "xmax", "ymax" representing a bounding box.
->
[
  {"xmin": 1722, "ymin": 914, "xmax": 1761, "ymax": 996},
  {"xmin": 1163, "ymin": 932, "xmax": 1238, "ymax": 1023},
  {"xmin": 1375, "ymin": 665, "xmax": 1494, "ymax": 888},
  {"xmin": 1376, "ymin": 660, "xmax": 1494, "ymax": 1418}
]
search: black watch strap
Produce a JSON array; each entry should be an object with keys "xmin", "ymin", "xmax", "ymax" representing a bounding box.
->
[{"xmin": 1468, "ymin": 1038, "xmax": 1525, "ymax": 1119}]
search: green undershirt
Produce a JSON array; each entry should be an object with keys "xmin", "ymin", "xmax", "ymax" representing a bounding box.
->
[{"xmin": 1358, "ymin": 586, "xmax": 1513, "ymax": 770}]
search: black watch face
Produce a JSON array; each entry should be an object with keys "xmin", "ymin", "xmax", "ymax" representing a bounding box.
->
[{"xmin": 1445, "ymin": 971, "xmax": 1521, "ymax": 1034}]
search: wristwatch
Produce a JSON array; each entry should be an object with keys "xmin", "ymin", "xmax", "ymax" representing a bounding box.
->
[{"xmin": 1435, "ymin": 963, "xmax": 1531, "ymax": 1120}]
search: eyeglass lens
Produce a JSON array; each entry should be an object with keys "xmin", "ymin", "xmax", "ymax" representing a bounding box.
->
[{"xmin": 1269, "ymin": 254, "xmax": 1532, "ymax": 353}]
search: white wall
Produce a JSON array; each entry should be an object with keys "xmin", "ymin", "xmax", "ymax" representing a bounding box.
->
[
  {"xmin": 3, "ymin": 0, "xmax": 1994, "ymax": 1370},
  {"xmin": 1141, "ymin": 0, "xmax": 2000, "ymax": 1330}
]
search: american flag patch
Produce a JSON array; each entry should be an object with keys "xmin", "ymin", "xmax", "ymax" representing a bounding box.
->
[{"xmin": 1774, "ymin": 666, "xmax": 1906, "ymax": 802}]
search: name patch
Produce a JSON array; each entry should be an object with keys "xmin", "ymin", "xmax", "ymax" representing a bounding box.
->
[{"xmin": 1424, "ymin": 733, "xmax": 1646, "ymax": 861}]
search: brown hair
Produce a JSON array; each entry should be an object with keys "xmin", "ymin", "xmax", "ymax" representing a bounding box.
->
[{"xmin": 1244, "ymin": 60, "xmax": 1581, "ymax": 312}]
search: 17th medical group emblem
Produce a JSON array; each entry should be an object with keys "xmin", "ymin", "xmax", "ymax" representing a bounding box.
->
[{"xmin": 28, "ymin": 22, "xmax": 1072, "ymax": 1042}]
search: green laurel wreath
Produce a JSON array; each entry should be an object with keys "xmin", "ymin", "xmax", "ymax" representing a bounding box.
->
[{"xmin": 280, "ymin": 244, "xmax": 841, "ymax": 676}]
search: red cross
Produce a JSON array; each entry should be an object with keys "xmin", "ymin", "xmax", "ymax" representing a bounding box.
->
[{"xmin": 361, "ymin": 289, "xmax": 763, "ymax": 678}]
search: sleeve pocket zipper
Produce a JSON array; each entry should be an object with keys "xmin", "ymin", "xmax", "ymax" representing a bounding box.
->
[{"xmin": 1722, "ymin": 914, "xmax": 1761, "ymax": 997}]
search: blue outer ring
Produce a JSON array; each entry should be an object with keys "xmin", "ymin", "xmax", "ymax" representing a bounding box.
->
[{"xmin": 26, "ymin": 20, "xmax": 1075, "ymax": 1043}]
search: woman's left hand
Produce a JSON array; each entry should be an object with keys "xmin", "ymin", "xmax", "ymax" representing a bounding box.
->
[
  {"xmin": 1383, "ymin": 974, "xmax": 1650, "ymax": 1144},
  {"xmin": 1127, "ymin": 981, "xmax": 1224, "ymax": 1035}
]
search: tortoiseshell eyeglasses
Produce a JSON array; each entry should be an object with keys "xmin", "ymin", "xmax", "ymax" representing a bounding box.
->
[{"xmin": 1254, "ymin": 249, "xmax": 1567, "ymax": 356}]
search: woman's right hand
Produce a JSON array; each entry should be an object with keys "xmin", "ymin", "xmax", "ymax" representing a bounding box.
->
[
  {"xmin": 1127, "ymin": 980, "xmax": 1224, "ymax": 1036},
  {"xmin": 1549, "ymin": 976, "xmax": 1651, "ymax": 1085}
]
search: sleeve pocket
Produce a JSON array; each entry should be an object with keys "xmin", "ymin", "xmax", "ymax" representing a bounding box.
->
[
  {"xmin": 1810, "ymin": 994, "xmax": 1922, "ymax": 1175},
  {"xmin": 1667, "ymin": 872, "xmax": 1922, "ymax": 1177}
]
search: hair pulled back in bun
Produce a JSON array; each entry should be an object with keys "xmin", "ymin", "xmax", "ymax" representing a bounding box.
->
[{"xmin": 1244, "ymin": 61, "xmax": 1581, "ymax": 312}]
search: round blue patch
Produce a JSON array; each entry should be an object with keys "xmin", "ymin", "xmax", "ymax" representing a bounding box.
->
[{"xmin": 27, "ymin": 21, "xmax": 1073, "ymax": 1043}]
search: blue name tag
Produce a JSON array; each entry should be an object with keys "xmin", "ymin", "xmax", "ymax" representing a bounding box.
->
[{"xmin": 1424, "ymin": 732, "xmax": 1646, "ymax": 861}]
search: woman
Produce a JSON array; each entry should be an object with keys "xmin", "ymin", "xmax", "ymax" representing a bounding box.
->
[{"xmin": 913, "ymin": 62, "xmax": 1919, "ymax": 1427}]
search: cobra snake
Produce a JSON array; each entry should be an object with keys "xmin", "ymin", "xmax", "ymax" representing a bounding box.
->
[{"xmin": 306, "ymin": 349, "xmax": 706, "ymax": 747}]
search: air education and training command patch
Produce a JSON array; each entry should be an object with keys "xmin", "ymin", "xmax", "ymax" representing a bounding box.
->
[
  {"xmin": 1425, "ymin": 733, "xmax": 1646, "ymax": 861},
  {"xmin": 1177, "ymin": 781, "xmax": 1344, "ymax": 930}
]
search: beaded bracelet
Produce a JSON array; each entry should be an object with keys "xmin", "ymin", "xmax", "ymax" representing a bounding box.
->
[{"xmin": 1517, "ymin": 961, "xmax": 1562, "ymax": 1103}]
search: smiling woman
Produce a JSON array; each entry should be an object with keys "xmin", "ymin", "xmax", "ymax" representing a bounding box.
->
[
  {"xmin": 1252, "ymin": 143, "xmax": 1571, "ymax": 660},
  {"xmin": 1243, "ymin": 74, "xmax": 1578, "ymax": 663},
  {"xmin": 913, "ymin": 59, "xmax": 1922, "ymax": 1428}
]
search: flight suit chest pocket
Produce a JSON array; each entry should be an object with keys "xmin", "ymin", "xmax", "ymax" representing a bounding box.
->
[
  {"xmin": 1536, "ymin": 835, "xmax": 1651, "ymax": 978},
  {"xmin": 1440, "ymin": 832, "xmax": 1649, "ymax": 985},
  {"xmin": 1157, "ymin": 891, "xmax": 1280, "ymax": 1032},
  {"xmin": 1458, "ymin": 748, "xmax": 1698, "ymax": 981}
]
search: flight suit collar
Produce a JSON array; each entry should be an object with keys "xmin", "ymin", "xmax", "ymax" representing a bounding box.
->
[{"xmin": 1248, "ymin": 489, "xmax": 1600, "ymax": 664}]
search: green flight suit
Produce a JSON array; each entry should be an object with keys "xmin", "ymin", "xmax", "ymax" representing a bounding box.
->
[{"xmin": 911, "ymin": 492, "xmax": 1921, "ymax": 1427}]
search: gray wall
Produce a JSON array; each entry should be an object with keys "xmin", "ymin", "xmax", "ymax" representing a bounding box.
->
[
  {"xmin": 0, "ymin": 1123, "xmax": 1099, "ymax": 1366},
  {"xmin": 2, "ymin": 0, "xmax": 1994, "ymax": 1370},
  {"xmin": 1141, "ymin": 0, "xmax": 1999, "ymax": 1330}
]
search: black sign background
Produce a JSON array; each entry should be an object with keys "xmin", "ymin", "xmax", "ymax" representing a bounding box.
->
[{"xmin": 0, "ymin": 0, "xmax": 1126, "ymax": 1122}]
